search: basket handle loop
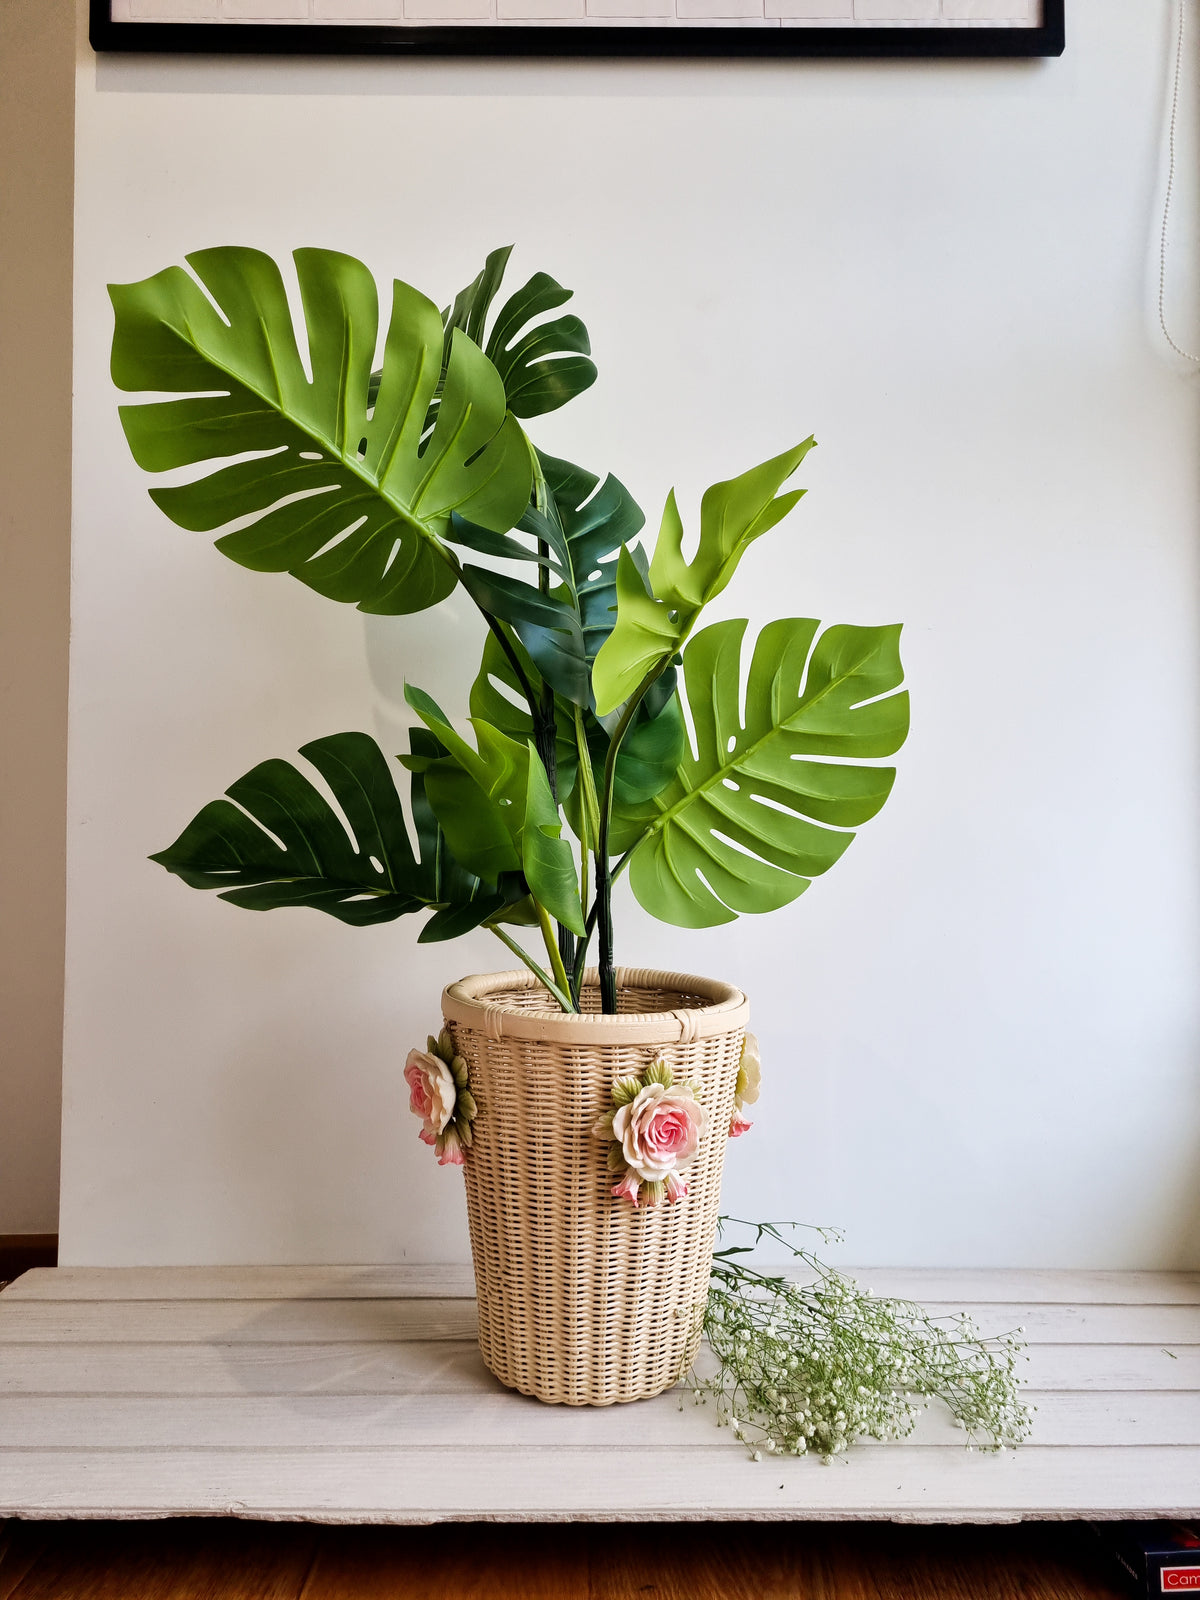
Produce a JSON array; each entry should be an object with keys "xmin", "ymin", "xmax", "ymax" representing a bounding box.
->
[{"xmin": 671, "ymin": 1007, "xmax": 701, "ymax": 1045}]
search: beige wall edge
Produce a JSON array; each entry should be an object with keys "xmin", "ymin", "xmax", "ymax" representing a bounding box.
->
[{"xmin": 0, "ymin": 0, "xmax": 75, "ymax": 1231}]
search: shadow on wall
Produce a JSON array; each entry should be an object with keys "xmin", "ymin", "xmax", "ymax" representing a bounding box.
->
[
  {"xmin": 213, "ymin": 1010, "xmax": 472, "ymax": 1266},
  {"xmin": 93, "ymin": 52, "xmax": 1049, "ymax": 101},
  {"xmin": 1167, "ymin": 1127, "xmax": 1200, "ymax": 1268}
]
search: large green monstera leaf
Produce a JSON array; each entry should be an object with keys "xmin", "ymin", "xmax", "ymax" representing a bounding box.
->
[
  {"xmin": 149, "ymin": 730, "xmax": 513, "ymax": 939},
  {"xmin": 625, "ymin": 618, "xmax": 908, "ymax": 928},
  {"xmin": 110, "ymin": 247, "xmax": 533, "ymax": 615}
]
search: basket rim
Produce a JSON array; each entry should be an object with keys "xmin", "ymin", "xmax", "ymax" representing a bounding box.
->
[{"xmin": 441, "ymin": 966, "xmax": 749, "ymax": 1044}]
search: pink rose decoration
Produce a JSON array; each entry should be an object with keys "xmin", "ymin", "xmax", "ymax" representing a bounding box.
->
[
  {"xmin": 594, "ymin": 1062, "xmax": 704, "ymax": 1207},
  {"xmin": 404, "ymin": 1048, "xmax": 456, "ymax": 1141},
  {"xmin": 612, "ymin": 1081, "xmax": 705, "ymax": 1183},
  {"xmin": 405, "ymin": 1031, "xmax": 476, "ymax": 1168},
  {"xmin": 729, "ymin": 1112, "xmax": 753, "ymax": 1138}
]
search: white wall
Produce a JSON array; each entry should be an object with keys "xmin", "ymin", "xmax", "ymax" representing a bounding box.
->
[{"xmin": 64, "ymin": 4, "xmax": 1200, "ymax": 1267}]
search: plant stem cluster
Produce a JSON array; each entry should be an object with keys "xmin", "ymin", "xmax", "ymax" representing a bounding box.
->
[{"xmin": 684, "ymin": 1220, "xmax": 1033, "ymax": 1462}]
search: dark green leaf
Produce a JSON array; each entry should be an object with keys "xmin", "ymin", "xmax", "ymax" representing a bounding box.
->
[
  {"xmin": 447, "ymin": 451, "xmax": 645, "ymax": 711},
  {"xmin": 151, "ymin": 729, "xmax": 509, "ymax": 933},
  {"xmin": 484, "ymin": 271, "xmax": 597, "ymax": 419},
  {"xmin": 418, "ymin": 894, "xmax": 507, "ymax": 944},
  {"xmin": 446, "ymin": 245, "xmax": 513, "ymax": 349}
]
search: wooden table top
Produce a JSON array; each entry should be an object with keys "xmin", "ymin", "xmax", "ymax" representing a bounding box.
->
[{"xmin": 1, "ymin": 1265, "xmax": 1197, "ymax": 1522}]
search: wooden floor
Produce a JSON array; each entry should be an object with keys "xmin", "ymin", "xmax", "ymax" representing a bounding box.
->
[
  {"xmin": 1, "ymin": 1265, "xmax": 1198, "ymax": 1523},
  {"xmin": 0, "ymin": 1517, "xmax": 1134, "ymax": 1598}
]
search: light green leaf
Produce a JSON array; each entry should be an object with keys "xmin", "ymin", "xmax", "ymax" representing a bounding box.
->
[
  {"xmin": 467, "ymin": 628, "xmax": 579, "ymax": 797},
  {"xmin": 110, "ymin": 247, "xmax": 532, "ymax": 615},
  {"xmin": 592, "ymin": 439, "xmax": 815, "ymax": 715},
  {"xmin": 468, "ymin": 627, "xmax": 684, "ymax": 852},
  {"xmin": 403, "ymin": 685, "xmax": 584, "ymax": 935},
  {"xmin": 590, "ymin": 546, "xmax": 681, "ymax": 715},
  {"xmin": 625, "ymin": 617, "xmax": 908, "ymax": 928},
  {"xmin": 521, "ymin": 742, "xmax": 586, "ymax": 935}
]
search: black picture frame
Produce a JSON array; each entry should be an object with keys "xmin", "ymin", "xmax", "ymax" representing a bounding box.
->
[{"xmin": 90, "ymin": 0, "xmax": 1063, "ymax": 59}]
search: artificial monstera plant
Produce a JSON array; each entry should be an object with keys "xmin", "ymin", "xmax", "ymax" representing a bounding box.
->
[{"xmin": 113, "ymin": 244, "xmax": 908, "ymax": 1014}]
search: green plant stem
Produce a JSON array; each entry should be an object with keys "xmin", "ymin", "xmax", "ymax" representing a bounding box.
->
[
  {"xmin": 571, "ymin": 897, "xmax": 599, "ymax": 999},
  {"xmin": 577, "ymin": 848, "xmax": 590, "ymax": 996},
  {"xmin": 486, "ymin": 923, "xmax": 576, "ymax": 1014},
  {"xmin": 528, "ymin": 468, "xmax": 578, "ymax": 982},
  {"xmin": 535, "ymin": 901, "xmax": 577, "ymax": 1010},
  {"xmin": 482, "ymin": 610, "xmax": 540, "ymax": 714},
  {"xmin": 611, "ymin": 844, "xmax": 636, "ymax": 883},
  {"xmin": 572, "ymin": 705, "xmax": 602, "ymax": 847},
  {"xmin": 594, "ymin": 667, "xmax": 666, "ymax": 1013},
  {"xmin": 593, "ymin": 850, "xmax": 615, "ymax": 1014},
  {"xmin": 449, "ymin": 533, "xmax": 583, "ymax": 991},
  {"xmin": 565, "ymin": 705, "xmax": 601, "ymax": 1007}
]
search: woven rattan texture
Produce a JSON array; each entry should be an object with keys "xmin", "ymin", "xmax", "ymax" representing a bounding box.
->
[{"xmin": 446, "ymin": 971, "xmax": 746, "ymax": 1407}]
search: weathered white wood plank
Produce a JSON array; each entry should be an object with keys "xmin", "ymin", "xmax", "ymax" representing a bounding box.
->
[
  {"xmin": 2, "ymin": 1266, "xmax": 478, "ymax": 1302},
  {"xmin": 875, "ymin": 1303, "xmax": 1199, "ymax": 1342},
  {"xmin": 3, "ymin": 1296, "xmax": 1196, "ymax": 1346},
  {"xmin": 1, "ymin": 1339, "xmax": 1194, "ymax": 1396},
  {"xmin": 0, "ymin": 1299, "xmax": 478, "ymax": 1344},
  {"xmin": 0, "ymin": 1297, "xmax": 1181, "ymax": 1347},
  {"xmin": 1, "ymin": 1445, "xmax": 1197, "ymax": 1522},
  {"xmin": 1, "ymin": 1389, "xmax": 1194, "ymax": 1450},
  {"xmin": 951, "ymin": 1303, "xmax": 1199, "ymax": 1341},
  {"xmin": 8, "ymin": 1266, "xmax": 1198, "ymax": 1305},
  {"xmin": 0, "ymin": 1341, "xmax": 499, "ymax": 1397},
  {"xmin": 834, "ymin": 1269, "xmax": 1200, "ymax": 1306}
]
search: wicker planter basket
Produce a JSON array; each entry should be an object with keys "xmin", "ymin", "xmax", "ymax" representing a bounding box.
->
[{"xmin": 441, "ymin": 966, "xmax": 749, "ymax": 1406}]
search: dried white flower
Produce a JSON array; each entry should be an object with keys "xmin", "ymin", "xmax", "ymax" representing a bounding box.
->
[{"xmin": 681, "ymin": 1218, "xmax": 1033, "ymax": 1464}]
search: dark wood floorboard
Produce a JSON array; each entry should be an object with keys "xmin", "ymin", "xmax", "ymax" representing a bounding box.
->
[
  {"xmin": 0, "ymin": 1519, "xmax": 1130, "ymax": 1599},
  {"xmin": 0, "ymin": 1236, "xmax": 58, "ymax": 1291}
]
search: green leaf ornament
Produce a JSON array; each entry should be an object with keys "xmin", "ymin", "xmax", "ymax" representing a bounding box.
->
[
  {"xmin": 591, "ymin": 439, "xmax": 816, "ymax": 716},
  {"xmin": 623, "ymin": 617, "xmax": 908, "ymax": 928},
  {"xmin": 110, "ymin": 246, "xmax": 533, "ymax": 615}
]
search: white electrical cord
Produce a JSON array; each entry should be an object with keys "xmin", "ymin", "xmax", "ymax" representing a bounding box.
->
[{"xmin": 1159, "ymin": 0, "xmax": 1200, "ymax": 362}]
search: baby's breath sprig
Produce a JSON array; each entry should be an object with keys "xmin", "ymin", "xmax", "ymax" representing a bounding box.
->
[{"xmin": 683, "ymin": 1218, "xmax": 1033, "ymax": 1462}]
